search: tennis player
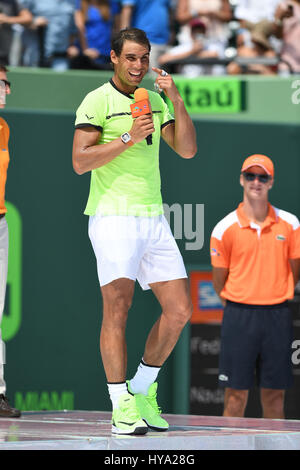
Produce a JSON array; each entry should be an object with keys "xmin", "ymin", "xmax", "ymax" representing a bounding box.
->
[{"xmin": 72, "ymin": 28, "xmax": 197, "ymax": 434}]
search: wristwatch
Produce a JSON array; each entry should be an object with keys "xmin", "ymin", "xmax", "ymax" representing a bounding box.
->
[{"xmin": 121, "ymin": 132, "xmax": 133, "ymax": 147}]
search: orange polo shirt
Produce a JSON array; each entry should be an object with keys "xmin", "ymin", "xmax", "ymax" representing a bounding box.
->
[
  {"xmin": 210, "ymin": 202, "xmax": 300, "ymax": 305},
  {"xmin": 0, "ymin": 117, "xmax": 10, "ymax": 214}
]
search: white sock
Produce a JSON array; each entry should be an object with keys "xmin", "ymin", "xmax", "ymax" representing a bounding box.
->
[
  {"xmin": 129, "ymin": 359, "xmax": 161, "ymax": 395},
  {"xmin": 107, "ymin": 382, "xmax": 128, "ymax": 410}
]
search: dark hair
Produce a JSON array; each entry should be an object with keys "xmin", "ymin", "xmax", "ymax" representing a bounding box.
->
[
  {"xmin": 111, "ymin": 28, "xmax": 151, "ymax": 56},
  {"xmin": 0, "ymin": 64, "xmax": 8, "ymax": 73}
]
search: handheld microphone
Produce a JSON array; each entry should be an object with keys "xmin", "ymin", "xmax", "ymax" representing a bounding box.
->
[{"xmin": 130, "ymin": 88, "xmax": 152, "ymax": 145}]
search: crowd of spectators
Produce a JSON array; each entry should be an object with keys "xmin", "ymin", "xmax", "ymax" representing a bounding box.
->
[{"xmin": 0, "ymin": 0, "xmax": 299, "ymax": 75}]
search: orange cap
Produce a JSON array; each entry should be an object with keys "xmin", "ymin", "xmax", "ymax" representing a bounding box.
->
[{"xmin": 241, "ymin": 154, "xmax": 274, "ymax": 177}]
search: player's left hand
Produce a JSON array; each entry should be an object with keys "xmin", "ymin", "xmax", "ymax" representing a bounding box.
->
[{"xmin": 152, "ymin": 67, "xmax": 181, "ymax": 103}]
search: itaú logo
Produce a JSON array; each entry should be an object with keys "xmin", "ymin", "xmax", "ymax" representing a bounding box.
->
[
  {"xmin": 130, "ymin": 99, "xmax": 150, "ymax": 117},
  {"xmin": 133, "ymin": 104, "xmax": 147, "ymax": 112}
]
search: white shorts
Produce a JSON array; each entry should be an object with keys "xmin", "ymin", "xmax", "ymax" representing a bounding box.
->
[{"xmin": 88, "ymin": 214, "xmax": 187, "ymax": 290}]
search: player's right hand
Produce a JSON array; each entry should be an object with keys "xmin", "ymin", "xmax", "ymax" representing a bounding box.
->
[{"xmin": 129, "ymin": 115, "xmax": 155, "ymax": 144}]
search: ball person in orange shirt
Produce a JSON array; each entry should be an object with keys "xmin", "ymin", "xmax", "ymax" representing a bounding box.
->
[
  {"xmin": 0, "ymin": 65, "xmax": 21, "ymax": 417},
  {"xmin": 210, "ymin": 154, "xmax": 300, "ymax": 418}
]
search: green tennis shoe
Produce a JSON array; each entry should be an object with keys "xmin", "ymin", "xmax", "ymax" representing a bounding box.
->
[
  {"xmin": 111, "ymin": 393, "xmax": 148, "ymax": 435},
  {"xmin": 127, "ymin": 381, "xmax": 169, "ymax": 431}
]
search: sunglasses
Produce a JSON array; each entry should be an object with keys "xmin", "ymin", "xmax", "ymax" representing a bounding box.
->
[
  {"xmin": 0, "ymin": 79, "xmax": 11, "ymax": 89},
  {"xmin": 243, "ymin": 172, "xmax": 271, "ymax": 183}
]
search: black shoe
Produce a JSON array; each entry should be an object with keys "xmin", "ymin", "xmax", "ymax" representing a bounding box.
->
[{"xmin": 0, "ymin": 394, "xmax": 21, "ymax": 418}]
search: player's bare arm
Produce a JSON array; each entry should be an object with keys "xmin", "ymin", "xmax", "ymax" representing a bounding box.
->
[
  {"xmin": 72, "ymin": 115, "xmax": 154, "ymax": 175},
  {"xmin": 73, "ymin": 126, "xmax": 122, "ymax": 175},
  {"xmin": 153, "ymin": 67, "xmax": 197, "ymax": 159}
]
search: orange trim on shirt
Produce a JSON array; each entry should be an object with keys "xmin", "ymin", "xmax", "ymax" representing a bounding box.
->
[
  {"xmin": 210, "ymin": 202, "xmax": 300, "ymax": 305},
  {"xmin": 0, "ymin": 117, "xmax": 10, "ymax": 214}
]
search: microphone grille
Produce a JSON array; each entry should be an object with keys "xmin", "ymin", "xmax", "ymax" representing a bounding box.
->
[{"xmin": 134, "ymin": 88, "xmax": 149, "ymax": 101}]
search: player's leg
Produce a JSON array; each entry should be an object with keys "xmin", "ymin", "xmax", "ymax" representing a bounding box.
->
[
  {"xmin": 100, "ymin": 278, "xmax": 135, "ymax": 382},
  {"xmin": 145, "ymin": 278, "xmax": 192, "ymax": 366},
  {"xmin": 127, "ymin": 215, "xmax": 191, "ymax": 430},
  {"xmin": 88, "ymin": 215, "xmax": 149, "ymax": 434},
  {"xmin": 101, "ymin": 278, "xmax": 148, "ymax": 435},
  {"xmin": 88, "ymin": 213, "xmax": 143, "ymax": 382},
  {"xmin": 127, "ymin": 278, "xmax": 192, "ymax": 431}
]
